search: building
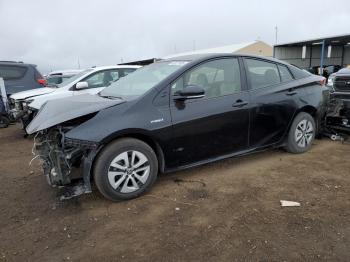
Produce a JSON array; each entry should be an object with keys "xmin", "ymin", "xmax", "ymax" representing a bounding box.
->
[
  {"xmin": 163, "ymin": 41, "xmax": 273, "ymax": 59},
  {"xmin": 274, "ymin": 34, "xmax": 350, "ymax": 72},
  {"xmin": 120, "ymin": 41, "xmax": 273, "ymax": 65}
]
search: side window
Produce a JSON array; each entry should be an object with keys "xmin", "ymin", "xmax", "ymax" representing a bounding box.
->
[
  {"xmin": 121, "ymin": 68, "xmax": 137, "ymax": 77},
  {"xmin": 83, "ymin": 70, "xmax": 116, "ymax": 88},
  {"xmin": 110, "ymin": 70, "xmax": 120, "ymax": 82},
  {"xmin": 171, "ymin": 58, "xmax": 241, "ymax": 99},
  {"xmin": 245, "ymin": 59, "xmax": 280, "ymax": 89},
  {"xmin": 0, "ymin": 65, "xmax": 27, "ymax": 80},
  {"xmin": 278, "ymin": 64, "xmax": 293, "ymax": 82}
]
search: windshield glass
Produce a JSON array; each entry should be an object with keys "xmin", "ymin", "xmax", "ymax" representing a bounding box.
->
[
  {"xmin": 55, "ymin": 69, "xmax": 93, "ymax": 88},
  {"xmin": 99, "ymin": 61, "xmax": 188, "ymax": 98}
]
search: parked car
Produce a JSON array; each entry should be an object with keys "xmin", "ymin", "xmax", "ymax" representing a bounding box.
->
[
  {"xmin": 325, "ymin": 68, "xmax": 350, "ymax": 135},
  {"xmin": 307, "ymin": 65, "xmax": 341, "ymax": 78},
  {"xmin": 0, "ymin": 61, "xmax": 45, "ymax": 95},
  {"xmin": 0, "ymin": 78, "xmax": 10, "ymax": 128},
  {"xmin": 45, "ymin": 69, "xmax": 83, "ymax": 86},
  {"xmin": 10, "ymin": 65, "xmax": 140, "ymax": 128},
  {"xmin": 27, "ymin": 54, "xmax": 329, "ymax": 201},
  {"xmin": 0, "ymin": 95, "xmax": 10, "ymax": 128}
]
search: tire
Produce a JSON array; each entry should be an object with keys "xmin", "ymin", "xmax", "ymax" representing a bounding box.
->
[
  {"xmin": 93, "ymin": 138, "xmax": 158, "ymax": 201},
  {"xmin": 285, "ymin": 112, "xmax": 316, "ymax": 154},
  {"xmin": 0, "ymin": 115, "xmax": 10, "ymax": 128}
]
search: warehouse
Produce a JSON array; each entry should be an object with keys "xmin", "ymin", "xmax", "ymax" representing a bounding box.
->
[
  {"xmin": 164, "ymin": 40, "xmax": 272, "ymax": 59},
  {"xmin": 121, "ymin": 41, "xmax": 273, "ymax": 65},
  {"xmin": 274, "ymin": 34, "xmax": 350, "ymax": 74}
]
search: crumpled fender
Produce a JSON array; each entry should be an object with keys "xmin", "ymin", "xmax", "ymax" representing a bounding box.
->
[{"xmin": 26, "ymin": 94, "xmax": 124, "ymax": 134}]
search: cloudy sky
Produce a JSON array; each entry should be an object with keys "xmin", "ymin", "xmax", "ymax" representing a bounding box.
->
[{"xmin": 1, "ymin": 0, "xmax": 349, "ymax": 73}]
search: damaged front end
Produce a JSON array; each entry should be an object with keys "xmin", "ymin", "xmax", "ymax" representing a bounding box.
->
[
  {"xmin": 33, "ymin": 123, "xmax": 99, "ymax": 199},
  {"xmin": 325, "ymin": 95, "xmax": 350, "ymax": 138}
]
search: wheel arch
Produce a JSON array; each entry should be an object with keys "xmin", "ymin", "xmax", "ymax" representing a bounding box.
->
[
  {"xmin": 97, "ymin": 129, "xmax": 166, "ymax": 173},
  {"xmin": 296, "ymin": 105, "xmax": 320, "ymax": 135}
]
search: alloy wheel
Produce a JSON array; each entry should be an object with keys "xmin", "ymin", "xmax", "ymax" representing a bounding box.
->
[
  {"xmin": 107, "ymin": 150, "xmax": 150, "ymax": 193},
  {"xmin": 294, "ymin": 119, "xmax": 314, "ymax": 148}
]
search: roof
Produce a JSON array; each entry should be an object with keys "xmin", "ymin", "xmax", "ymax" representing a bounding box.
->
[
  {"xmin": 163, "ymin": 41, "xmax": 262, "ymax": 59},
  {"xmin": 89, "ymin": 65, "xmax": 141, "ymax": 71},
  {"xmin": 0, "ymin": 61, "xmax": 36, "ymax": 66},
  {"xmin": 275, "ymin": 33, "xmax": 350, "ymax": 47},
  {"xmin": 48, "ymin": 69, "xmax": 83, "ymax": 76},
  {"xmin": 162, "ymin": 53, "xmax": 290, "ymax": 66}
]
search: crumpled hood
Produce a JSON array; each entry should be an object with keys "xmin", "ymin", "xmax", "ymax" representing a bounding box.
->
[
  {"xmin": 26, "ymin": 94, "xmax": 124, "ymax": 134},
  {"xmin": 10, "ymin": 87, "xmax": 56, "ymax": 100}
]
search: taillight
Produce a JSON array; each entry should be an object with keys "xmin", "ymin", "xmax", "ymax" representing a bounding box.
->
[
  {"xmin": 319, "ymin": 78, "xmax": 326, "ymax": 86},
  {"xmin": 36, "ymin": 78, "xmax": 46, "ymax": 86}
]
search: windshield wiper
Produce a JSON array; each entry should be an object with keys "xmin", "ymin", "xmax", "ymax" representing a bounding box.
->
[{"xmin": 99, "ymin": 94, "xmax": 124, "ymax": 100}]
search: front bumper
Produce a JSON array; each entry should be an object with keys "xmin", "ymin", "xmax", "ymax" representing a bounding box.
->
[
  {"xmin": 325, "ymin": 94, "xmax": 350, "ymax": 135},
  {"xmin": 34, "ymin": 131, "xmax": 99, "ymax": 197},
  {"xmin": 9, "ymin": 99, "xmax": 34, "ymax": 123}
]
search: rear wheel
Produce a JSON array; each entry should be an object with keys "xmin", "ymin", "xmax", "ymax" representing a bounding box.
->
[
  {"xmin": 93, "ymin": 138, "xmax": 158, "ymax": 201},
  {"xmin": 285, "ymin": 112, "xmax": 315, "ymax": 154},
  {"xmin": 0, "ymin": 115, "xmax": 10, "ymax": 128}
]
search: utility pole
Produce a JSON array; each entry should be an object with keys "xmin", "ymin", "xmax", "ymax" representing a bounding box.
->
[
  {"xmin": 275, "ymin": 26, "xmax": 278, "ymax": 44},
  {"xmin": 193, "ymin": 40, "xmax": 196, "ymax": 51},
  {"xmin": 77, "ymin": 57, "xmax": 81, "ymax": 69}
]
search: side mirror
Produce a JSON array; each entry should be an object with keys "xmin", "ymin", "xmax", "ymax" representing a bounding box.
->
[
  {"xmin": 75, "ymin": 81, "xmax": 89, "ymax": 90},
  {"xmin": 174, "ymin": 85, "xmax": 205, "ymax": 100}
]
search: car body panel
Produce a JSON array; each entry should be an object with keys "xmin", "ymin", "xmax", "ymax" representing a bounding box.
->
[
  {"xmin": 10, "ymin": 87, "xmax": 56, "ymax": 100},
  {"xmin": 26, "ymin": 94, "xmax": 124, "ymax": 134},
  {"xmin": 29, "ymin": 86, "xmax": 105, "ymax": 109}
]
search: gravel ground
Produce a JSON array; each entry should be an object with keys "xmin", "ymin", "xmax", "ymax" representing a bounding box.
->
[{"xmin": 0, "ymin": 124, "xmax": 349, "ymax": 262}]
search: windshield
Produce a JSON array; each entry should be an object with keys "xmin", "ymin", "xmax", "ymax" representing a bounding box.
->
[
  {"xmin": 55, "ymin": 69, "xmax": 93, "ymax": 88},
  {"xmin": 99, "ymin": 61, "xmax": 188, "ymax": 98}
]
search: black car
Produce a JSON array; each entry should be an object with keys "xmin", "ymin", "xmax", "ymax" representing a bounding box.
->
[
  {"xmin": 27, "ymin": 54, "xmax": 329, "ymax": 201},
  {"xmin": 0, "ymin": 61, "xmax": 45, "ymax": 95}
]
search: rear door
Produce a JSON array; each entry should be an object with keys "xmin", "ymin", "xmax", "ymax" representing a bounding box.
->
[
  {"xmin": 244, "ymin": 58, "xmax": 299, "ymax": 148},
  {"xmin": 167, "ymin": 57, "xmax": 250, "ymax": 168}
]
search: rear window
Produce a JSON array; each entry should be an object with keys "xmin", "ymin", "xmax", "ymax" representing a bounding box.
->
[
  {"xmin": 245, "ymin": 59, "xmax": 280, "ymax": 89},
  {"xmin": 0, "ymin": 65, "xmax": 27, "ymax": 80},
  {"xmin": 288, "ymin": 65, "xmax": 311, "ymax": 79}
]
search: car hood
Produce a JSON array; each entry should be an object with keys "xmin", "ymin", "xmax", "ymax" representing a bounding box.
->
[
  {"xmin": 26, "ymin": 94, "xmax": 124, "ymax": 134},
  {"xmin": 10, "ymin": 87, "xmax": 56, "ymax": 100}
]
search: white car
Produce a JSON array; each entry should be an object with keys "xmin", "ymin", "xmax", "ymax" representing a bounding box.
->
[
  {"xmin": 45, "ymin": 69, "xmax": 83, "ymax": 86},
  {"xmin": 10, "ymin": 65, "xmax": 140, "ymax": 128}
]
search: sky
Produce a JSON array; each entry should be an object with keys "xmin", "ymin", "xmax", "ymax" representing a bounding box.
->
[{"xmin": 1, "ymin": 0, "xmax": 350, "ymax": 74}]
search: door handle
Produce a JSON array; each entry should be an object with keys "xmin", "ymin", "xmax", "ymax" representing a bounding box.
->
[{"xmin": 232, "ymin": 100, "xmax": 248, "ymax": 108}]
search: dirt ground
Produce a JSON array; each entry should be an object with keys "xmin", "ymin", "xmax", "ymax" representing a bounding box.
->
[{"xmin": 0, "ymin": 125, "xmax": 349, "ymax": 262}]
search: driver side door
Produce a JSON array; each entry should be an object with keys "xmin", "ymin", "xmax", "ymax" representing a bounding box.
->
[{"xmin": 167, "ymin": 58, "xmax": 250, "ymax": 168}]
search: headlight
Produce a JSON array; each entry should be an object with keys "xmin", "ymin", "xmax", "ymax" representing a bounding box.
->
[
  {"xmin": 14, "ymin": 101, "xmax": 22, "ymax": 110},
  {"xmin": 22, "ymin": 99, "xmax": 34, "ymax": 110}
]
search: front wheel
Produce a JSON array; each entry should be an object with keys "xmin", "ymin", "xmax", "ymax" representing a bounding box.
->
[
  {"xmin": 93, "ymin": 138, "xmax": 158, "ymax": 201},
  {"xmin": 0, "ymin": 115, "xmax": 10, "ymax": 128},
  {"xmin": 285, "ymin": 112, "xmax": 316, "ymax": 154}
]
